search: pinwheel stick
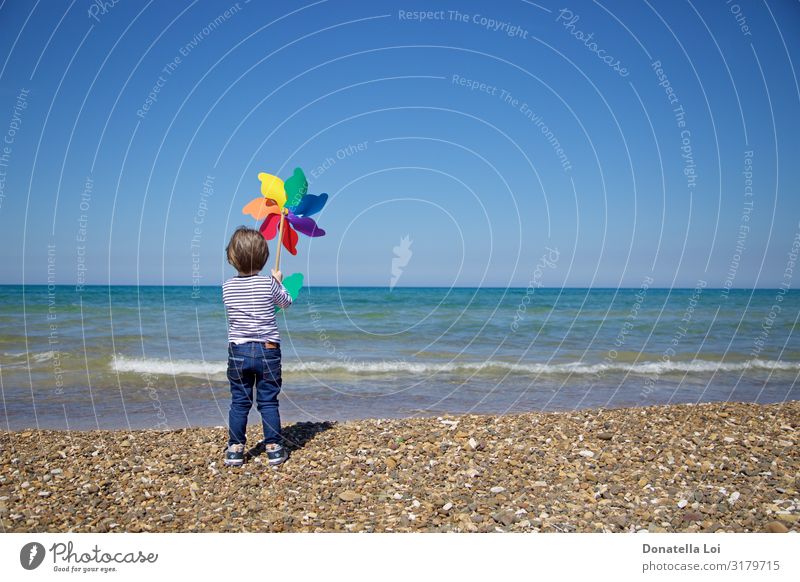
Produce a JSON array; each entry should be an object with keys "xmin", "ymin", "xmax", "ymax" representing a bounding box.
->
[{"xmin": 274, "ymin": 209, "xmax": 287, "ymax": 271}]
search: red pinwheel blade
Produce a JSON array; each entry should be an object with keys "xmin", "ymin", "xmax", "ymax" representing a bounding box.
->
[
  {"xmin": 287, "ymin": 213, "xmax": 326, "ymax": 237},
  {"xmin": 282, "ymin": 222, "xmax": 299, "ymax": 255},
  {"xmin": 259, "ymin": 213, "xmax": 281, "ymax": 240}
]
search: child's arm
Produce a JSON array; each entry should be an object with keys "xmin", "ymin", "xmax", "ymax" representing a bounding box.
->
[{"xmin": 270, "ymin": 269, "xmax": 293, "ymax": 309}]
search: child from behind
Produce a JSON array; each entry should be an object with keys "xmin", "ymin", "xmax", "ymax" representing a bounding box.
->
[{"xmin": 222, "ymin": 226, "xmax": 293, "ymax": 467}]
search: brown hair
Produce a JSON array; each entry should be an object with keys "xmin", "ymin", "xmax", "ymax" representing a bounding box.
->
[{"xmin": 226, "ymin": 226, "xmax": 269, "ymax": 274}]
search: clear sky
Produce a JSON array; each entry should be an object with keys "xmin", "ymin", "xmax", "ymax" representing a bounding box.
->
[{"xmin": 0, "ymin": 0, "xmax": 798, "ymax": 288}]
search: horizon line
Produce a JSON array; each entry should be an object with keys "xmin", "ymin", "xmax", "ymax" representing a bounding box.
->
[{"xmin": 0, "ymin": 284, "xmax": 794, "ymax": 291}]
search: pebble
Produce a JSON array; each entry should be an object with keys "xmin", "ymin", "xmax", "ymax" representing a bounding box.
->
[
  {"xmin": 1, "ymin": 401, "xmax": 797, "ymax": 533},
  {"xmin": 765, "ymin": 521, "xmax": 789, "ymax": 533},
  {"xmin": 492, "ymin": 511, "xmax": 516, "ymax": 527}
]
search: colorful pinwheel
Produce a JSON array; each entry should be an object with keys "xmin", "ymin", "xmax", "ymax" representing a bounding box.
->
[
  {"xmin": 242, "ymin": 167, "xmax": 327, "ymax": 260},
  {"xmin": 241, "ymin": 167, "xmax": 328, "ymax": 308}
]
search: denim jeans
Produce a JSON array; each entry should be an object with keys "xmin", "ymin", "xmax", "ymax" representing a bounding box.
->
[{"xmin": 227, "ymin": 341, "xmax": 282, "ymax": 446}]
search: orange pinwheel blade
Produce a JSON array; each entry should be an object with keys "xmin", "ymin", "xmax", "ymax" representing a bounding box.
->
[{"xmin": 242, "ymin": 197, "xmax": 279, "ymax": 220}]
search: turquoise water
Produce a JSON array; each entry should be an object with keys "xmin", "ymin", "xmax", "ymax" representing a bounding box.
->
[{"xmin": 1, "ymin": 285, "xmax": 798, "ymax": 430}]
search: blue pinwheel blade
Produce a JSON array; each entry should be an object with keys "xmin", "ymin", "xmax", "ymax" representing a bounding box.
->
[
  {"xmin": 292, "ymin": 193, "xmax": 328, "ymax": 217},
  {"xmin": 287, "ymin": 213, "xmax": 326, "ymax": 237}
]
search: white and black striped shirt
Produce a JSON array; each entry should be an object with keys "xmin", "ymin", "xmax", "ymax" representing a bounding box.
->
[{"xmin": 222, "ymin": 274, "xmax": 293, "ymax": 344}]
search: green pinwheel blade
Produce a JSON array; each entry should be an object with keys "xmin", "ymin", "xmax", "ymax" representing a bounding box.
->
[
  {"xmin": 275, "ymin": 272, "xmax": 304, "ymax": 313},
  {"xmin": 284, "ymin": 168, "xmax": 308, "ymax": 209}
]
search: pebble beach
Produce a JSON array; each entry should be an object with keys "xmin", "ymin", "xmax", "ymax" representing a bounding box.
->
[{"xmin": 1, "ymin": 400, "xmax": 799, "ymax": 533}]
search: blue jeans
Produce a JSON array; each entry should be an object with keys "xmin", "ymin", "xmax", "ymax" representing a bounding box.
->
[{"xmin": 227, "ymin": 341, "xmax": 282, "ymax": 446}]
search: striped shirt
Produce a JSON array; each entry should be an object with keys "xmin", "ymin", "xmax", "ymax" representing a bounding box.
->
[{"xmin": 222, "ymin": 274, "xmax": 293, "ymax": 344}]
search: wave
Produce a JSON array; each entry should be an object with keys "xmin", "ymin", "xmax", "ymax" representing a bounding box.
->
[
  {"xmin": 0, "ymin": 350, "xmax": 56, "ymax": 368},
  {"xmin": 111, "ymin": 355, "xmax": 225, "ymax": 376},
  {"xmin": 1, "ymin": 350, "xmax": 54, "ymax": 362},
  {"xmin": 109, "ymin": 355, "xmax": 800, "ymax": 378}
]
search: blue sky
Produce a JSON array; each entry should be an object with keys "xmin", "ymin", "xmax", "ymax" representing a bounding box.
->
[{"xmin": 0, "ymin": 0, "xmax": 798, "ymax": 287}]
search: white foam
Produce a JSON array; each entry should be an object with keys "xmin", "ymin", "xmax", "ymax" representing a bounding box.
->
[
  {"xmin": 31, "ymin": 351, "xmax": 55, "ymax": 363},
  {"xmin": 109, "ymin": 355, "xmax": 800, "ymax": 378},
  {"xmin": 112, "ymin": 355, "xmax": 226, "ymax": 377}
]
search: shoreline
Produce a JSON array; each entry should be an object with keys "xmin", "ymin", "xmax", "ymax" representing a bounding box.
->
[
  {"xmin": 6, "ymin": 395, "xmax": 799, "ymax": 433},
  {"xmin": 1, "ymin": 400, "xmax": 798, "ymax": 532}
]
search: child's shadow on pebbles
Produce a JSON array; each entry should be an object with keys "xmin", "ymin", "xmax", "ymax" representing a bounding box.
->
[{"xmin": 245, "ymin": 421, "xmax": 335, "ymax": 462}]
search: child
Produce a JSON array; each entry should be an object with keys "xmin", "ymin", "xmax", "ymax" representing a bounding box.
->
[{"xmin": 222, "ymin": 226, "xmax": 293, "ymax": 467}]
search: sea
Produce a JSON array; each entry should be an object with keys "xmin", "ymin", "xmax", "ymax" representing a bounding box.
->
[{"xmin": 0, "ymin": 285, "xmax": 798, "ymax": 430}]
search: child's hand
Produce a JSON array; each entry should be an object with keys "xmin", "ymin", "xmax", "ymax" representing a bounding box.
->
[{"xmin": 271, "ymin": 269, "xmax": 283, "ymax": 283}]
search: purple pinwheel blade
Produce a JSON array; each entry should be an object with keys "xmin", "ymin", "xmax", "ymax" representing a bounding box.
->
[
  {"xmin": 287, "ymin": 213, "xmax": 326, "ymax": 237},
  {"xmin": 292, "ymin": 193, "xmax": 328, "ymax": 217}
]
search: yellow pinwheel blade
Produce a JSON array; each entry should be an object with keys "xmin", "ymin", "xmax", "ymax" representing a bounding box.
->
[{"xmin": 258, "ymin": 172, "xmax": 286, "ymax": 207}]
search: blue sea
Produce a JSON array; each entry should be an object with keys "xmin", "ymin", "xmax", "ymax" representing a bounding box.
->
[{"xmin": 0, "ymin": 285, "xmax": 798, "ymax": 430}]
